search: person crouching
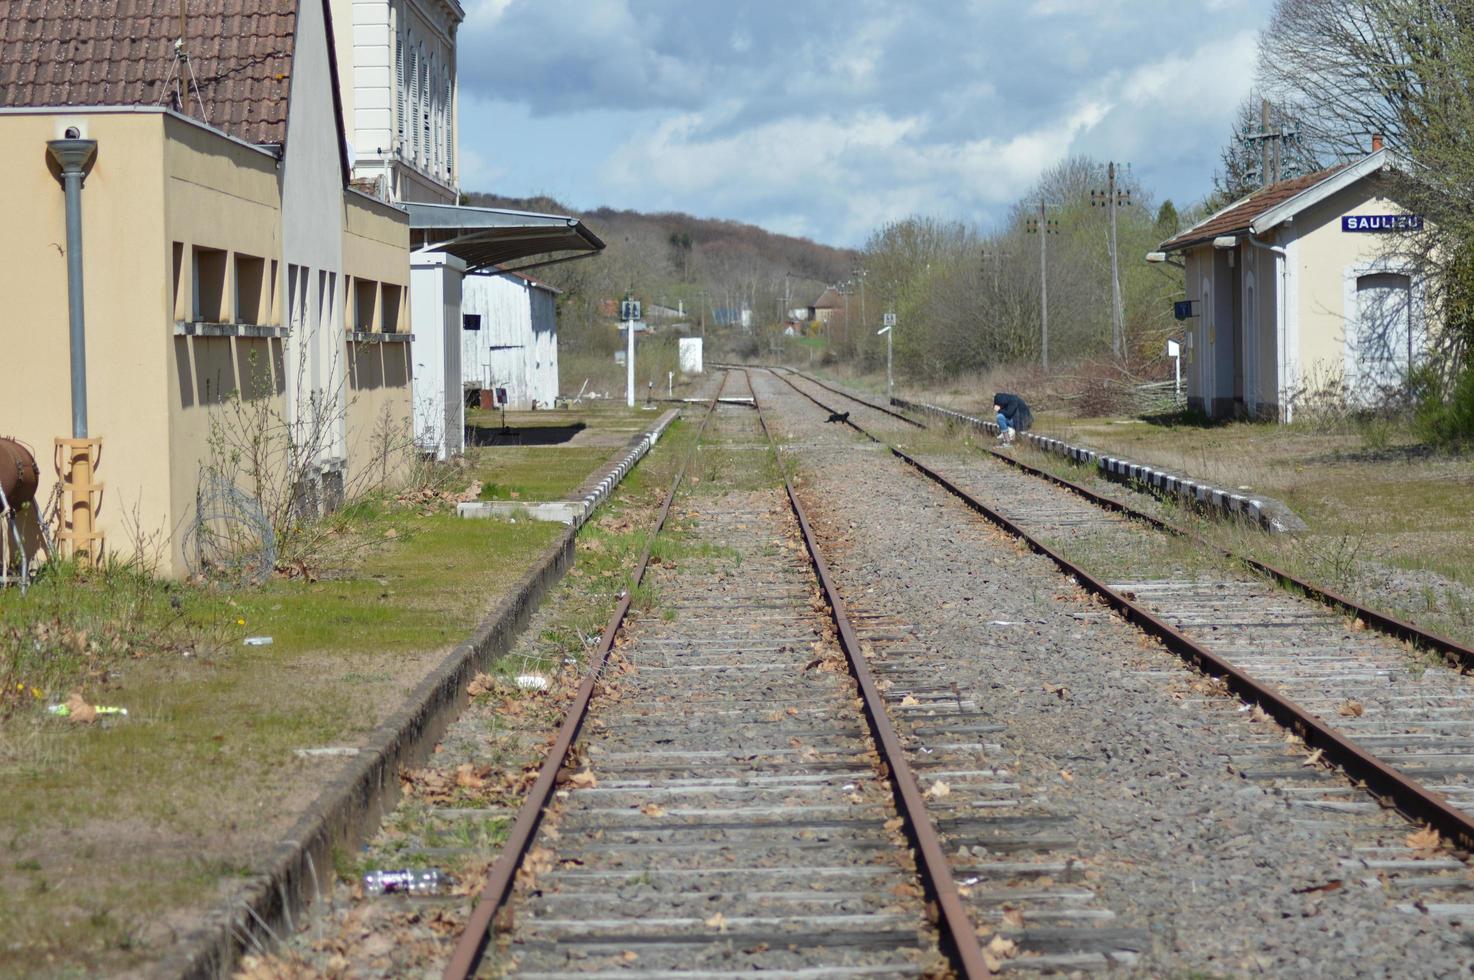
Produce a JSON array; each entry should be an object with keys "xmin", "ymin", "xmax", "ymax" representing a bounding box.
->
[{"xmin": 993, "ymin": 392, "xmax": 1032, "ymax": 445}]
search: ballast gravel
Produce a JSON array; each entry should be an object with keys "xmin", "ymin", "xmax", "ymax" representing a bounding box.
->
[{"xmin": 753, "ymin": 369, "xmax": 1474, "ymax": 979}]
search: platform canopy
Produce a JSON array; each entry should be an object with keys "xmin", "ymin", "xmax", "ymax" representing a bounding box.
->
[{"xmin": 406, "ymin": 202, "xmax": 605, "ymax": 274}]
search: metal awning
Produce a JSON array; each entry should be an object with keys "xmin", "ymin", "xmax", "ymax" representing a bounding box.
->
[{"xmin": 407, "ymin": 203, "xmax": 605, "ymax": 274}]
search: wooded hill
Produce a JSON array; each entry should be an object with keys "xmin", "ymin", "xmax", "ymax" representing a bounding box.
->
[{"xmin": 462, "ymin": 190, "xmax": 856, "ymax": 349}]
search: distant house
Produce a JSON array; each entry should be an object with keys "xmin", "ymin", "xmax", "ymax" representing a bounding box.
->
[
  {"xmin": 647, "ymin": 301, "xmax": 685, "ymax": 321},
  {"xmin": 1156, "ymin": 145, "xmax": 1432, "ymax": 421},
  {"xmin": 808, "ymin": 286, "xmax": 843, "ymax": 324},
  {"xmin": 461, "ymin": 271, "xmax": 561, "ymax": 409},
  {"xmin": 713, "ymin": 306, "xmax": 753, "ymax": 329},
  {"xmin": 0, "ymin": 0, "xmax": 412, "ymax": 573}
]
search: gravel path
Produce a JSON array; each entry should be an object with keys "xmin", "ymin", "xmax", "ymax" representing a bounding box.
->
[{"xmin": 754, "ymin": 368, "xmax": 1474, "ymax": 978}]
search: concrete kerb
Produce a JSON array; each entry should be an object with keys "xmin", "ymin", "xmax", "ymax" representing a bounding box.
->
[
  {"xmin": 890, "ymin": 395, "xmax": 1306, "ymax": 534},
  {"xmin": 456, "ymin": 409, "xmax": 680, "ymax": 527},
  {"xmin": 161, "ymin": 408, "xmax": 683, "ymax": 979}
]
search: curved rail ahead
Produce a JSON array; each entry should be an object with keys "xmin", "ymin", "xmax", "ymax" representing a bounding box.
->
[{"xmin": 765, "ymin": 366, "xmax": 1474, "ymax": 854}]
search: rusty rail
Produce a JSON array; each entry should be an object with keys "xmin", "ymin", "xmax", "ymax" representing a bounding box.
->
[
  {"xmin": 765, "ymin": 366, "xmax": 1474, "ymax": 853},
  {"xmin": 778, "ymin": 367, "xmax": 1474, "ymax": 672},
  {"xmin": 739, "ymin": 368, "xmax": 990, "ymax": 978},
  {"xmin": 442, "ymin": 379, "xmax": 727, "ymax": 980}
]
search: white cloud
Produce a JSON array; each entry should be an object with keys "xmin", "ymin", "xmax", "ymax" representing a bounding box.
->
[{"xmin": 456, "ymin": 0, "xmax": 1279, "ymax": 245}]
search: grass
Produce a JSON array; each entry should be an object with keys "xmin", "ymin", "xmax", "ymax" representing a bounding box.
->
[
  {"xmin": 808, "ymin": 363, "xmax": 1474, "ymax": 647},
  {"xmin": 472, "ymin": 446, "xmax": 612, "ymax": 500},
  {"xmin": 559, "ymin": 336, "xmax": 703, "ymax": 403},
  {"xmin": 0, "ymin": 408, "xmax": 684, "ymax": 976},
  {"xmin": 993, "ymin": 418, "xmax": 1474, "ymax": 646},
  {"xmin": 0, "ymin": 500, "xmax": 560, "ymax": 975}
]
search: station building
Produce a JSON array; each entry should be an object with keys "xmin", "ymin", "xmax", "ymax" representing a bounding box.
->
[
  {"xmin": 461, "ymin": 271, "xmax": 561, "ymax": 411},
  {"xmin": 1155, "ymin": 146, "xmax": 1432, "ymax": 421},
  {"xmin": 0, "ymin": 0, "xmax": 412, "ymax": 574},
  {"xmin": 324, "ymin": 0, "xmax": 601, "ymax": 459}
]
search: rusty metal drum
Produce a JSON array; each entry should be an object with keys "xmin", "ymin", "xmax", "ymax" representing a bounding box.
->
[{"xmin": 0, "ymin": 437, "xmax": 40, "ymax": 508}]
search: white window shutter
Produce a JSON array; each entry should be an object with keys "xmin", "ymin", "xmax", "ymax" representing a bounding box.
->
[{"xmin": 395, "ymin": 32, "xmax": 404, "ymax": 145}]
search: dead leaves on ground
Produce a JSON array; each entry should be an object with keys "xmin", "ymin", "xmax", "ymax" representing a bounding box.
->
[{"xmin": 1406, "ymin": 826, "xmax": 1443, "ymax": 852}]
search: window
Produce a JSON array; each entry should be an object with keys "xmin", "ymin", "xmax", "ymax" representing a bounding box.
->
[
  {"xmin": 381, "ymin": 283, "xmax": 402, "ymax": 333},
  {"xmin": 287, "ymin": 264, "xmax": 308, "ymax": 353},
  {"xmin": 192, "ymin": 246, "xmax": 228, "ymax": 322},
  {"xmin": 1354, "ymin": 272, "xmax": 1413, "ymax": 391},
  {"xmin": 354, "ymin": 277, "xmax": 377, "ymax": 332},
  {"xmin": 445, "ymin": 69, "xmax": 454, "ymax": 178},
  {"xmin": 462, "ymin": 313, "xmax": 481, "ymax": 331},
  {"xmin": 430, "ymin": 53, "xmax": 440, "ymax": 172},
  {"xmin": 409, "ymin": 43, "xmax": 419, "ymax": 161},
  {"xmin": 420, "ymin": 45, "xmax": 430, "ymax": 166},
  {"xmin": 396, "ymin": 32, "xmax": 405, "ymax": 146},
  {"xmin": 235, "ymin": 253, "xmax": 265, "ymax": 325},
  {"xmin": 171, "ymin": 242, "xmax": 185, "ymax": 320}
]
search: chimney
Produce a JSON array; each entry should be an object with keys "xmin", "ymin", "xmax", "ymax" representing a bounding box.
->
[{"xmin": 1372, "ymin": 133, "xmax": 1384, "ymax": 153}]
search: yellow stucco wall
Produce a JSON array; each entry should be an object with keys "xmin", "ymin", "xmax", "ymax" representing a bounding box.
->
[
  {"xmin": 1289, "ymin": 177, "xmax": 1427, "ymax": 389},
  {"xmin": 342, "ymin": 191, "xmax": 413, "ymax": 491},
  {"xmin": 0, "ymin": 111, "xmax": 173, "ymax": 566},
  {"xmin": 2, "ymin": 109, "xmax": 414, "ymax": 576},
  {"xmin": 162, "ymin": 114, "xmax": 288, "ymax": 574}
]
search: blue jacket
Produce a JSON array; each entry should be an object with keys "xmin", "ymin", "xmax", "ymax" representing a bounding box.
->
[{"xmin": 993, "ymin": 392, "xmax": 1032, "ymax": 431}]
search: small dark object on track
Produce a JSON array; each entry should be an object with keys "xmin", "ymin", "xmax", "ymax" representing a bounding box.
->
[{"xmin": 826, "ymin": 411, "xmax": 850, "ymax": 424}]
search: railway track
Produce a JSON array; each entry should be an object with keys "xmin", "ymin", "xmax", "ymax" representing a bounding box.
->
[
  {"xmin": 443, "ymin": 372, "xmax": 994, "ymax": 977},
  {"xmin": 766, "ymin": 367, "xmax": 1474, "ymax": 891}
]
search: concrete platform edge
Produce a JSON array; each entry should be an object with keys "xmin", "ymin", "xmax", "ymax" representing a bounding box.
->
[
  {"xmin": 159, "ymin": 408, "xmax": 683, "ymax": 979},
  {"xmin": 890, "ymin": 396, "xmax": 1306, "ymax": 533}
]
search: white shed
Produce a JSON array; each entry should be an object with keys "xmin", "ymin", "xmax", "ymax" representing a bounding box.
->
[{"xmin": 461, "ymin": 271, "xmax": 561, "ymax": 409}]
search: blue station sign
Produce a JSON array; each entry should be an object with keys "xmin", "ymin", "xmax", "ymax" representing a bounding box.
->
[{"xmin": 1342, "ymin": 214, "xmax": 1423, "ymax": 232}]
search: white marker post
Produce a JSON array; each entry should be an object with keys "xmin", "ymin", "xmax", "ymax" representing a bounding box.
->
[
  {"xmin": 879, "ymin": 312, "xmax": 897, "ymax": 400},
  {"xmin": 621, "ymin": 296, "xmax": 641, "ymax": 408},
  {"xmin": 1166, "ymin": 338, "xmax": 1182, "ymax": 402}
]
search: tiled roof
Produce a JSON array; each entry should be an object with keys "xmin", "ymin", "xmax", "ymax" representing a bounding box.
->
[
  {"xmin": 1, "ymin": 0, "xmax": 298, "ymax": 146},
  {"xmin": 811, "ymin": 286, "xmax": 842, "ymax": 309},
  {"xmin": 1161, "ymin": 164, "xmax": 1352, "ymax": 252}
]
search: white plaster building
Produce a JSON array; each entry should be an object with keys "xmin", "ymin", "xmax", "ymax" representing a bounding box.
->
[
  {"xmin": 1155, "ymin": 148, "xmax": 1431, "ymax": 421},
  {"xmin": 329, "ymin": 1, "xmax": 602, "ymax": 460},
  {"xmin": 331, "ymin": 0, "xmax": 461, "ymax": 204},
  {"xmin": 461, "ymin": 272, "xmax": 560, "ymax": 410}
]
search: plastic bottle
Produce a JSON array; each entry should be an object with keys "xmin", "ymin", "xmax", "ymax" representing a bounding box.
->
[{"xmin": 361, "ymin": 869, "xmax": 452, "ymax": 896}]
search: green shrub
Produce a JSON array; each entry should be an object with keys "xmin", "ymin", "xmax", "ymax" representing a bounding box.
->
[{"xmin": 1414, "ymin": 362, "xmax": 1474, "ymax": 448}]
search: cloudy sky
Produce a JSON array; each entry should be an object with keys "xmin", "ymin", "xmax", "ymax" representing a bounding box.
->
[{"xmin": 455, "ymin": 0, "xmax": 1274, "ymax": 247}]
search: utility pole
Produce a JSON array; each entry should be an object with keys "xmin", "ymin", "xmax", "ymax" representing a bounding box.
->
[
  {"xmin": 1092, "ymin": 163, "xmax": 1131, "ymax": 361},
  {"xmin": 853, "ymin": 268, "xmax": 867, "ymax": 339},
  {"xmin": 1025, "ymin": 203, "xmax": 1057, "ymax": 371},
  {"xmin": 1245, "ymin": 97, "xmax": 1300, "ymax": 186},
  {"xmin": 1261, "ymin": 99, "xmax": 1274, "ymax": 183}
]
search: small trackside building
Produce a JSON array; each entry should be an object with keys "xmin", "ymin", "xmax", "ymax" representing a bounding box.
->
[
  {"xmin": 1156, "ymin": 148, "xmax": 1432, "ymax": 421},
  {"xmin": 460, "ymin": 271, "xmax": 561, "ymax": 410},
  {"xmin": 0, "ymin": 0, "xmax": 413, "ymax": 574}
]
